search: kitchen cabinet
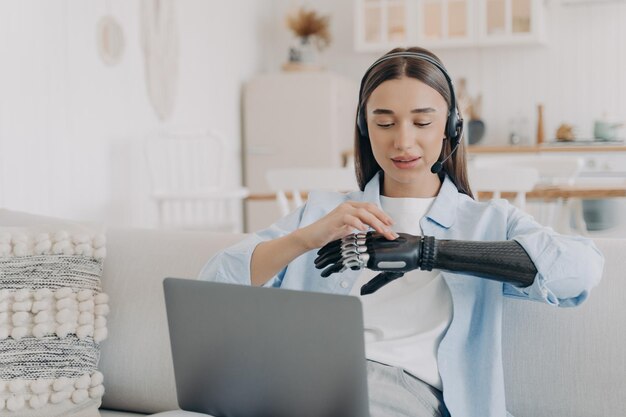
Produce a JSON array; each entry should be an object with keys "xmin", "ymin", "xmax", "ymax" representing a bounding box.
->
[
  {"xmin": 467, "ymin": 144, "xmax": 626, "ymax": 176},
  {"xmin": 354, "ymin": 0, "xmax": 545, "ymax": 51},
  {"xmin": 419, "ymin": 0, "xmax": 475, "ymax": 48},
  {"xmin": 478, "ymin": 0, "xmax": 546, "ymax": 46},
  {"xmin": 356, "ymin": 0, "xmax": 411, "ymax": 52}
]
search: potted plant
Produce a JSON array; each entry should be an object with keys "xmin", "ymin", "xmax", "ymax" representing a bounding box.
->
[{"xmin": 284, "ymin": 7, "xmax": 331, "ymax": 71}]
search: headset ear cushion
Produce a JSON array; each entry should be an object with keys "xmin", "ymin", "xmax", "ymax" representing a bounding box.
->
[{"xmin": 447, "ymin": 112, "xmax": 463, "ymax": 144}]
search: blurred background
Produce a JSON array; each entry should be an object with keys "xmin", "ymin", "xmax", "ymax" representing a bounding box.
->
[{"xmin": 0, "ymin": 0, "xmax": 625, "ymax": 236}]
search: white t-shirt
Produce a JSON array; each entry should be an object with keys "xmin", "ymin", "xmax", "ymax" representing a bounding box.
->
[{"xmin": 349, "ymin": 195, "xmax": 453, "ymax": 390}]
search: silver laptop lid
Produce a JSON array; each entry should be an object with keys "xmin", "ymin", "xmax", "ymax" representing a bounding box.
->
[{"xmin": 163, "ymin": 278, "xmax": 370, "ymax": 417}]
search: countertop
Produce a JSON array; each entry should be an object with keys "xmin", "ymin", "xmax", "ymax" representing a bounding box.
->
[{"xmin": 468, "ymin": 143, "xmax": 626, "ymax": 153}]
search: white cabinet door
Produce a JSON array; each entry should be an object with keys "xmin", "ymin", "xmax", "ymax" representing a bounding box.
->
[
  {"xmin": 478, "ymin": 0, "xmax": 546, "ymax": 46},
  {"xmin": 418, "ymin": 0, "xmax": 475, "ymax": 48},
  {"xmin": 355, "ymin": 0, "xmax": 411, "ymax": 52}
]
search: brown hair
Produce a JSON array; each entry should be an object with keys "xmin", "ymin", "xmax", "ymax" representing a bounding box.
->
[{"xmin": 354, "ymin": 46, "xmax": 473, "ymax": 198}]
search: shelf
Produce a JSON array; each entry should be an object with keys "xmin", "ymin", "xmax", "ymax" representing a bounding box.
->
[
  {"xmin": 561, "ymin": 0, "xmax": 626, "ymax": 6},
  {"xmin": 468, "ymin": 144, "xmax": 626, "ymax": 153}
]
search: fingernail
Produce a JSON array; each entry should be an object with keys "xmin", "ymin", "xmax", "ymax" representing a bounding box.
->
[{"xmin": 385, "ymin": 229, "xmax": 398, "ymax": 239}]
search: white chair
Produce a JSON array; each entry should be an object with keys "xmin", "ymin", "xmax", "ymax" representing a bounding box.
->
[
  {"xmin": 265, "ymin": 167, "xmax": 359, "ymax": 216},
  {"xmin": 144, "ymin": 131, "xmax": 249, "ymax": 232},
  {"xmin": 469, "ymin": 167, "xmax": 540, "ymax": 211},
  {"xmin": 471, "ymin": 156, "xmax": 585, "ymax": 233}
]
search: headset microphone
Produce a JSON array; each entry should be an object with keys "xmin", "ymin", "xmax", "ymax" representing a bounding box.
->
[
  {"xmin": 430, "ymin": 139, "xmax": 460, "ymax": 174},
  {"xmin": 430, "ymin": 161, "xmax": 444, "ymax": 174}
]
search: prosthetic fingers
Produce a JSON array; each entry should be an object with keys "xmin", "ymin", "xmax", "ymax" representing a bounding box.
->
[{"xmin": 314, "ymin": 231, "xmax": 538, "ymax": 295}]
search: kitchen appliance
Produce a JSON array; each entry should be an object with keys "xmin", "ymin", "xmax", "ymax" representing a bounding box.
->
[{"xmin": 243, "ymin": 72, "xmax": 358, "ymax": 231}]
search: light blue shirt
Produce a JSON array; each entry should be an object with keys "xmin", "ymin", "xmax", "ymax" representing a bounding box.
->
[{"xmin": 199, "ymin": 172, "xmax": 604, "ymax": 417}]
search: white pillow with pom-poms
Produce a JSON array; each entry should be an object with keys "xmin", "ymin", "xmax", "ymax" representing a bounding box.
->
[{"xmin": 0, "ymin": 227, "xmax": 109, "ymax": 417}]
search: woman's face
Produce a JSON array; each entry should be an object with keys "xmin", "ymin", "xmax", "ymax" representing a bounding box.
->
[{"xmin": 365, "ymin": 76, "xmax": 448, "ymax": 198}]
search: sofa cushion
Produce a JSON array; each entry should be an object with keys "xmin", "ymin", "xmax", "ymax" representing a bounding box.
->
[
  {"xmin": 0, "ymin": 212, "xmax": 109, "ymax": 416},
  {"xmin": 97, "ymin": 228, "xmax": 245, "ymax": 414},
  {"xmin": 503, "ymin": 238, "xmax": 624, "ymax": 416}
]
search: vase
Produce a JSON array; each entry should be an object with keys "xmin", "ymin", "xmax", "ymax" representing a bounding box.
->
[
  {"xmin": 536, "ymin": 104, "xmax": 545, "ymax": 145},
  {"xmin": 467, "ymin": 119, "xmax": 485, "ymax": 145},
  {"xmin": 288, "ymin": 37, "xmax": 317, "ymax": 65}
]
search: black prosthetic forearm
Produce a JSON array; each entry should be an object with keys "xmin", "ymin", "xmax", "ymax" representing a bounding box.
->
[
  {"xmin": 314, "ymin": 232, "xmax": 538, "ymax": 295},
  {"xmin": 425, "ymin": 239, "xmax": 537, "ymax": 287}
]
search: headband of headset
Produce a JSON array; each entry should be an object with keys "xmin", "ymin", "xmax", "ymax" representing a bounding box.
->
[{"xmin": 356, "ymin": 51, "xmax": 463, "ymax": 144}]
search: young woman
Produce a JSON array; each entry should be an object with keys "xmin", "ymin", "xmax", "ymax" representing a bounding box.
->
[{"xmin": 198, "ymin": 47, "xmax": 604, "ymax": 417}]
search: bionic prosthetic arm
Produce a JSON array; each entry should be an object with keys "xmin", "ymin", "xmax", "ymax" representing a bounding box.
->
[{"xmin": 314, "ymin": 232, "xmax": 538, "ymax": 295}]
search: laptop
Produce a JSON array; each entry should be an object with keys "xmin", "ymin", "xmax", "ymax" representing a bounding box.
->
[{"xmin": 163, "ymin": 278, "xmax": 370, "ymax": 417}]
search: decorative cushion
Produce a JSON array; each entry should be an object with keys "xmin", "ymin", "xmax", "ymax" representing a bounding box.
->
[{"xmin": 0, "ymin": 226, "xmax": 109, "ymax": 416}]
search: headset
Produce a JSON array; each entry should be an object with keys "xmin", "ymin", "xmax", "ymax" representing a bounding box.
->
[{"xmin": 356, "ymin": 51, "xmax": 463, "ymax": 174}]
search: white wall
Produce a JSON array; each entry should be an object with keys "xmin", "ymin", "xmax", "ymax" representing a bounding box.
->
[
  {"xmin": 264, "ymin": 0, "xmax": 626, "ymax": 144},
  {"xmin": 0, "ymin": 0, "xmax": 269, "ymax": 227}
]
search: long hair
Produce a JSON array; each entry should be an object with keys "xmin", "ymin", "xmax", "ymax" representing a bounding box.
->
[{"xmin": 354, "ymin": 46, "xmax": 473, "ymax": 198}]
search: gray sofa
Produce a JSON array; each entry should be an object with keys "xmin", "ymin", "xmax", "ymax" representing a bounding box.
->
[{"xmin": 1, "ymin": 209, "xmax": 624, "ymax": 416}]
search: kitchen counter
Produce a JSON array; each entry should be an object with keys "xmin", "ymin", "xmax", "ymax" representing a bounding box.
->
[
  {"xmin": 467, "ymin": 144, "xmax": 626, "ymax": 180},
  {"xmin": 468, "ymin": 143, "xmax": 626, "ymax": 153}
]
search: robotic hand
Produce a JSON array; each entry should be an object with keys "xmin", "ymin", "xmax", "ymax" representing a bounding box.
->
[
  {"xmin": 314, "ymin": 231, "xmax": 538, "ymax": 295},
  {"xmin": 314, "ymin": 232, "xmax": 428, "ymax": 295}
]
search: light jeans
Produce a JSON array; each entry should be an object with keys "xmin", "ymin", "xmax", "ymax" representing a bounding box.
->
[
  {"xmin": 367, "ymin": 360, "xmax": 449, "ymax": 417},
  {"xmin": 152, "ymin": 360, "xmax": 449, "ymax": 417}
]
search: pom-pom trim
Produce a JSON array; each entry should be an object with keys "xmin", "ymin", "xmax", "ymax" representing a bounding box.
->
[
  {"xmin": 0, "ymin": 288, "xmax": 109, "ymax": 342},
  {"xmin": 0, "ymin": 231, "xmax": 106, "ymax": 259},
  {"xmin": 0, "ymin": 372, "xmax": 105, "ymax": 411}
]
